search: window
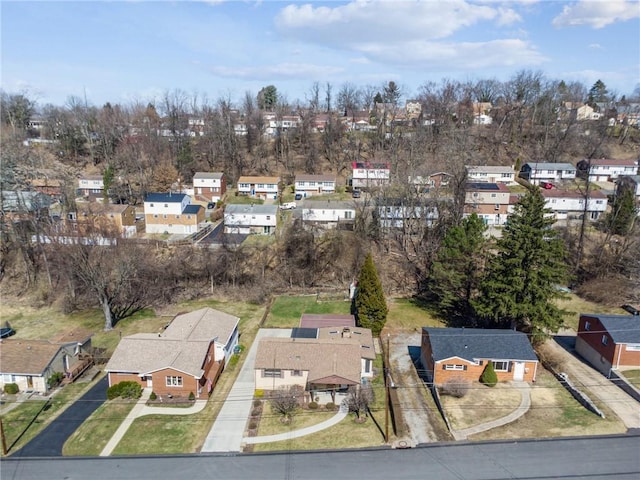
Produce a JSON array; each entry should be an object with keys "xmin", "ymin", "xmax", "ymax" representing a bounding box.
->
[
  {"xmin": 266, "ymin": 215, "xmax": 271, "ymax": 220},
  {"xmin": 491, "ymin": 193, "xmax": 496, "ymax": 198},
  {"xmin": 166, "ymin": 376, "xmax": 183, "ymax": 387},
  {"xmin": 601, "ymin": 335, "xmax": 608, "ymax": 346},
  {"xmin": 263, "ymin": 369, "xmax": 282, "ymax": 378},
  {"xmin": 345, "ymin": 211, "xmax": 353, "ymax": 219},
  {"xmin": 626, "ymin": 344, "xmax": 640, "ymax": 352},
  {"xmin": 163, "ymin": 214, "xmax": 167, "ymax": 219},
  {"xmin": 257, "ymin": 183, "xmax": 265, "ymax": 189},
  {"xmin": 164, "ymin": 204, "xmax": 168, "ymax": 208},
  {"xmin": 493, "ymin": 361, "xmax": 509, "ymax": 372},
  {"xmin": 187, "ymin": 215, "xmax": 192, "ymax": 219},
  {"xmin": 444, "ymin": 364, "xmax": 465, "ymax": 371},
  {"xmin": 150, "ymin": 203, "xmax": 154, "ymax": 207},
  {"xmin": 584, "ymin": 321, "xmax": 591, "ymax": 331},
  {"xmin": 495, "ymin": 204, "xmax": 500, "ymax": 210},
  {"xmin": 175, "ymin": 215, "xmax": 180, "ymax": 219},
  {"xmin": 364, "ymin": 359, "xmax": 372, "ymax": 373},
  {"xmin": 292, "ymin": 370, "xmax": 303, "ymax": 377},
  {"xmin": 153, "ymin": 214, "xmax": 158, "ymax": 218}
]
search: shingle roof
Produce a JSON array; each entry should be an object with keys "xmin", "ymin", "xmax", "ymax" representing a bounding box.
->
[
  {"xmin": 0, "ymin": 340, "xmax": 62, "ymax": 375},
  {"xmin": 237, "ymin": 176, "xmax": 280, "ymax": 184},
  {"xmin": 300, "ymin": 314, "xmax": 356, "ymax": 329},
  {"xmin": 183, "ymin": 205, "xmax": 203, "ymax": 215},
  {"xmin": 301, "ymin": 200, "xmax": 355, "ymax": 211},
  {"xmin": 423, "ymin": 327, "xmax": 538, "ymax": 362},
  {"xmin": 145, "ymin": 193, "xmax": 187, "ymax": 203},
  {"xmin": 224, "ymin": 204, "xmax": 278, "ymax": 215},
  {"xmin": 467, "ymin": 165, "xmax": 515, "ymax": 173},
  {"xmin": 254, "ymin": 338, "xmax": 362, "ymax": 384},
  {"xmin": 295, "ymin": 174, "xmax": 336, "ymax": 182},
  {"xmin": 541, "ymin": 189, "xmax": 607, "ymax": 199},
  {"xmin": 193, "ymin": 172, "xmax": 223, "ymax": 180},
  {"xmin": 522, "ymin": 162, "xmax": 576, "ymax": 171},
  {"xmin": 316, "ymin": 326, "xmax": 376, "ymax": 360},
  {"xmin": 1, "ymin": 191, "xmax": 53, "ymax": 212},
  {"xmin": 164, "ymin": 308, "xmax": 239, "ymax": 345},
  {"xmin": 585, "ymin": 159, "xmax": 637, "ymax": 167},
  {"xmin": 582, "ymin": 314, "xmax": 640, "ymax": 344}
]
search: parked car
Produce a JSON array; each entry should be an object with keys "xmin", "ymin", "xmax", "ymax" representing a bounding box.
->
[
  {"xmin": 541, "ymin": 181, "xmax": 554, "ymax": 189},
  {"xmin": 352, "ymin": 189, "xmax": 362, "ymax": 198},
  {"xmin": 279, "ymin": 202, "xmax": 297, "ymax": 210},
  {"xmin": 0, "ymin": 326, "xmax": 15, "ymax": 338},
  {"xmin": 621, "ymin": 304, "xmax": 640, "ymax": 315},
  {"xmin": 207, "ymin": 202, "xmax": 216, "ymax": 209},
  {"xmin": 294, "ymin": 193, "xmax": 303, "ymax": 201}
]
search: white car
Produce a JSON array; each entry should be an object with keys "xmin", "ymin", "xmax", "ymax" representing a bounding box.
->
[{"xmin": 279, "ymin": 202, "xmax": 297, "ymax": 210}]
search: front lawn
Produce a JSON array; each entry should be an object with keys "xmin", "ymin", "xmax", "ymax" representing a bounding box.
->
[
  {"xmin": 620, "ymin": 370, "xmax": 640, "ymax": 389},
  {"xmin": 225, "ymin": 194, "xmax": 265, "ymax": 205}
]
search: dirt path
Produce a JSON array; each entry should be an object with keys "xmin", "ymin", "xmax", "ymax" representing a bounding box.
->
[
  {"xmin": 540, "ymin": 339, "xmax": 640, "ymax": 429},
  {"xmin": 387, "ymin": 330, "xmax": 441, "ymax": 445}
]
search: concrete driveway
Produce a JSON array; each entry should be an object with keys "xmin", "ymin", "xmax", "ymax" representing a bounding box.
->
[{"xmin": 540, "ymin": 336, "xmax": 640, "ymax": 429}]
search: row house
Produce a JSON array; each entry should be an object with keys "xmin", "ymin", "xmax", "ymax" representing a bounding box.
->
[
  {"xmin": 294, "ymin": 174, "xmax": 337, "ymax": 197},
  {"xmin": 77, "ymin": 175, "xmax": 105, "ymax": 198},
  {"xmin": 351, "ymin": 162, "xmax": 390, "ymax": 189},
  {"xmin": 296, "ymin": 200, "xmax": 355, "ymax": 230},
  {"xmin": 68, "ymin": 203, "xmax": 137, "ymax": 237},
  {"xmin": 28, "ymin": 178, "xmax": 63, "ymax": 198},
  {"xmin": 576, "ymin": 158, "xmax": 638, "ymax": 182},
  {"xmin": 144, "ymin": 193, "xmax": 205, "ymax": 235},
  {"xmin": 193, "ymin": 172, "xmax": 226, "ymax": 202},
  {"xmin": 463, "ymin": 182, "xmax": 510, "ymax": 226},
  {"xmin": 466, "ymin": 165, "xmax": 515, "ymax": 184},
  {"xmin": 237, "ymin": 176, "xmax": 280, "ymax": 200},
  {"xmin": 376, "ymin": 198, "xmax": 440, "ymax": 231},
  {"xmin": 541, "ymin": 189, "xmax": 608, "ymax": 222},
  {"xmin": 224, "ymin": 204, "xmax": 278, "ymax": 235},
  {"xmin": 519, "ymin": 162, "xmax": 576, "ymax": 186}
]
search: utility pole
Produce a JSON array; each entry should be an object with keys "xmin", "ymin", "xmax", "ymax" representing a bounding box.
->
[
  {"xmin": 384, "ymin": 334, "xmax": 390, "ymax": 443},
  {"xmin": 0, "ymin": 417, "xmax": 8, "ymax": 455}
]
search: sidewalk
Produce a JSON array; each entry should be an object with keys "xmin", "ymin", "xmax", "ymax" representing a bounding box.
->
[
  {"xmin": 201, "ymin": 328, "xmax": 292, "ymax": 452},
  {"xmin": 100, "ymin": 389, "xmax": 207, "ymax": 456},
  {"xmin": 243, "ymin": 401, "xmax": 348, "ymax": 445},
  {"xmin": 451, "ymin": 382, "xmax": 531, "ymax": 440}
]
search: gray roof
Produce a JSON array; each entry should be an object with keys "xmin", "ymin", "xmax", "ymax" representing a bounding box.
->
[
  {"xmin": 522, "ymin": 162, "xmax": 576, "ymax": 171},
  {"xmin": 164, "ymin": 308, "xmax": 239, "ymax": 345},
  {"xmin": 2, "ymin": 191, "xmax": 53, "ymax": 212},
  {"xmin": 183, "ymin": 205, "xmax": 203, "ymax": 215},
  {"xmin": 582, "ymin": 314, "xmax": 640, "ymax": 344},
  {"xmin": 145, "ymin": 193, "xmax": 187, "ymax": 203},
  {"xmin": 224, "ymin": 204, "xmax": 278, "ymax": 215},
  {"xmin": 301, "ymin": 200, "xmax": 355, "ymax": 210},
  {"xmin": 193, "ymin": 172, "xmax": 223, "ymax": 180},
  {"xmin": 423, "ymin": 327, "xmax": 538, "ymax": 362},
  {"xmin": 467, "ymin": 165, "xmax": 514, "ymax": 173},
  {"xmin": 295, "ymin": 174, "xmax": 336, "ymax": 182}
]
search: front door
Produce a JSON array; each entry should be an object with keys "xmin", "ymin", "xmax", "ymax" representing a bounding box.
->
[
  {"xmin": 513, "ymin": 362, "xmax": 525, "ymax": 381},
  {"xmin": 145, "ymin": 375, "xmax": 153, "ymax": 388}
]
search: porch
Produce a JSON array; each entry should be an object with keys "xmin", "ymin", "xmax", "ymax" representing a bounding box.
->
[{"xmin": 61, "ymin": 353, "xmax": 95, "ymax": 385}]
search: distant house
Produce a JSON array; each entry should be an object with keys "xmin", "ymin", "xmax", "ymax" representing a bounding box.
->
[
  {"xmin": 520, "ymin": 162, "xmax": 576, "ymax": 185},
  {"xmin": 144, "ymin": 193, "xmax": 205, "ymax": 235},
  {"xmin": 294, "ymin": 175, "xmax": 337, "ymax": 197},
  {"xmin": 541, "ymin": 189, "xmax": 608, "ymax": 222},
  {"xmin": 254, "ymin": 326, "xmax": 376, "ymax": 395},
  {"xmin": 463, "ymin": 182, "xmax": 510, "ymax": 226},
  {"xmin": 0, "ymin": 329, "xmax": 94, "ymax": 394},
  {"xmin": 299, "ymin": 314, "xmax": 356, "ymax": 329},
  {"xmin": 193, "ymin": 172, "xmax": 226, "ymax": 202},
  {"xmin": 575, "ymin": 314, "xmax": 640, "ymax": 376},
  {"xmin": 351, "ymin": 162, "xmax": 390, "ymax": 189},
  {"xmin": 576, "ymin": 159, "xmax": 638, "ymax": 182},
  {"xmin": 68, "ymin": 203, "xmax": 137, "ymax": 237},
  {"xmin": 78, "ymin": 175, "xmax": 105, "ymax": 198},
  {"xmin": 466, "ymin": 165, "xmax": 516, "ymax": 184},
  {"xmin": 1, "ymin": 190, "xmax": 52, "ymax": 223},
  {"xmin": 224, "ymin": 204, "xmax": 277, "ymax": 235},
  {"xmin": 28, "ymin": 178, "xmax": 63, "ymax": 198},
  {"xmin": 237, "ymin": 176, "xmax": 280, "ymax": 200},
  {"xmin": 105, "ymin": 308, "xmax": 239, "ymax": 399},
  {"xmin": 376, "ymin": 197, "xmax": 440, "ymax": 231},
  {"xmin": 297, "ymin": 200, "xmax": 355, "ymax": 230},
  {"xmin": 420, "ymin": 327, "xmax": 539, "ymax": 387},
  {"xmin": 563, "ymin": 102, "xmax": 602, "ymax": 121}
]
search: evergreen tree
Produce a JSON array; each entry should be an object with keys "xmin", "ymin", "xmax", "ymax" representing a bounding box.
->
[
  {"xmin": 604, "ymin": 187, "xmax": 637, "ymax": 236},
  {"xmin": 429, "ymin": 214, "xmax": 488, "ymax": 321},
  {"xmin": 355, "ymin": 253, "xmax": 388, "ymax": 336},
  {"xmin": 480, "ymin": 361, "xmax": 498, "ymax": 387},
  {"xmin": 587, "ymin": 79, "xmax": 608, "ymax": 107},
  {"xmin": 473, "ymin": 188, "xmax": 569, "ymax": 343}
]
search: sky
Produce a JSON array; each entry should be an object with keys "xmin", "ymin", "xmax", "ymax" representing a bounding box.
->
[{"xmin": 1, "ymin": 0, "xmax": 639, "ymax": 108}]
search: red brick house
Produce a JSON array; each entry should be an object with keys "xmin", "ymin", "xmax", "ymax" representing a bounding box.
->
[
  {"xmin": 421, "ymin": 327, "xmax": 539, "ymax": 386},
  {"xmin": 105, "ymin": 308, "xmax": 239, "ymax": 399},
  {"xmin": 575, "ymin": 314, "xmax": 640, "ymax": 376}
]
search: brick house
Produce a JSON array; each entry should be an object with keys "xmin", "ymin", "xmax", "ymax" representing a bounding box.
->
[
  {"xmin": 420, "ymin": 327, "xmax": 539, "ymax": 386},
  {"xmin": 294, "ymin": 174, "xmax": 337, "ymax": 197},
  {"xmin": 144, "ymin": 193, "xmax": 205, "ymax": 235},
  {"xmin": 105, "ymin": 308, "xmax": 239, "ymax": 399},
  {"xmin": 192, "ymin": 172, "xmax": 226, "ymax": 202},
  {"xmin": 575, "ymin": 314, "xmax": 640, "ymax": 376},
  {"xmin": 237, "ymin": 176, "xmax": 280, "ymax": 200},
  {"xmin": 463, "ymin": 182, "xmax": 511, "ymax": 226}
]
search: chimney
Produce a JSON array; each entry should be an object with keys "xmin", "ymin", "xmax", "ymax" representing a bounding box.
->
[{"xmin": 342, "ymin": 327, "xmax": 351, "ymax": 338}]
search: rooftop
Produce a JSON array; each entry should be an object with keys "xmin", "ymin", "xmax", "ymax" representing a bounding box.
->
[
  {"xmin": 581, "ymin": 314, "xmax": 640, "ymax": 344},
  {"xmin": 145, "ymin": 193, "xmax": 188, "ymax": 203}
]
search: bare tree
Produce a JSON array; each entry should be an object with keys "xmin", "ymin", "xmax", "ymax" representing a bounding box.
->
[
  {"xmin": 345, "ymin": 384, "xmax": 374, "ymax": 420},
  {"xmin": 269, "ymin": 385, "xmax": 301, "ymax": 421}
]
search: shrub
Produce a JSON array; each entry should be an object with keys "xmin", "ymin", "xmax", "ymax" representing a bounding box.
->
[
  {"xmin": 480, "ymin": 361, "xmax": 498, "ymax": 387},
  {"xmin": 254, "ymin": 389, "xmax": 264, "ymax": 398},
  {"xmin": 4, "ymin": 383, "xmax": 19, "ymax": 394},
  {"xmin": 308, "ymin": 401, "xmax": 318, "ymax": 410},
  {"xmin": 188, "ymin": 392, "xmax": 195, "ymax": 401},
  {"xmin": 325, "ymin": 402, "xmax": 336, "ymax": 411},
  {"xmin": 248, "ymin": 421, "xmax": 258, "ymax": 430},
  {"xmin": 441, "ymin": 377, "xmax": 470, "ymax": 398},
  {"xmin": 108, "ymin": 381, "xmax": 142, "ymax": 400},
  {"xmin": 47, "ymin": 372, "xmax": 64, "ymax": 389},
  {"xmin": 253, "ymin": 399, "xmax": 262, "ymax": 408},
  {"xmin": 149, "ymin": 391, "xmax": 157, "ymax": 400}
]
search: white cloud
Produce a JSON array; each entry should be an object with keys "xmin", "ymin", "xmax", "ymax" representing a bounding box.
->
[
  {"xmin": 552, "ymin": 0, "xmax": 640, "ymax": 29},
  {"xmin": 207, "ymin": 63, "xmax": 344, "ymax": 80},
  {"xmin": 496, "ymin": 7, "xmax": 522, "ymax": 25},
  {"xmin": 588, "ymin": 43, "xmax": 604, "ymax": 50}
]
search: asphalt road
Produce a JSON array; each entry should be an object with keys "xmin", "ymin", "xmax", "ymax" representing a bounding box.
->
[
  {"xmin": 13, "ymin": 376, "xmax": 108, "ymax": 457},
  {"xmin": 3, "ymin": 434, "xmax": 639, "ymax": 479}
]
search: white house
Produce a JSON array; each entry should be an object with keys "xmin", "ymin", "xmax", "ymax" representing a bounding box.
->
[
  {"xmin": 351, "ymin": 162, "xmax": 390, "ymax": 189},
  {"xmin": 519, "ymin": 162, "xmax": 577, "ymax": 185},
  {"xmin": 473, "ymin": 114, "xmax": 493, "ymax": 125},
  {"xmin": 541, "ymin": 189, "xmax": 608, "ymax": 221},
  {"xmin": 237, "ymin": 176, "xmax": 280, "ymax": 200},
  {"xmin": 376, "ymin": 198, "xmax": 440, "ymax": 230},
  {"xmin": 463, "ymin": 182, "xmax": 511, "ymax": 226},
  {"xmin": 224, "ymin": 204, "xmax": 278, "ymax": 235},
  {"xmin": 466, "ymin": 165, "xmax": 516, "ymax": 184},
  {"xmin": 298, "ymin": 200, "xmax": 355, "ymax": 229},
  {"xmin": 576, "ymin": 159, "xmax": 638, "ymax": 182},
  {"xmin": 78, "ymin": 175, "xmax": 104, "ymax": 197},
  {"xmin": 193, "ymin": 172, "xmax": 226, "ymax": 202},
  {"xmin": 144, "ymin": 193, "xmax": 205, "ymax": 234},
  {"xmin": 294, "ymin": 175, "xmax": 337, "ymax": 197}
]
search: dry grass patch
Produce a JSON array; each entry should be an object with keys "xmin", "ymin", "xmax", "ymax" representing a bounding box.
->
[
  {"xmin": 554, "ymin": 293, "xmax": 626, "ymax": 331},
  {"xmin": 469, "ymin": 368, "xmax": 626, "ymax": 441},
  {"xmin": 255, "ymin": 404, "xmax": 335, "ymax": 436},
  {"xmin": 386, "ymin": 298, "xmax": 444, "ymax": 331},
  {"xmin": 440, "ymin": 382, "xmax": 522, "ymax": 430}
]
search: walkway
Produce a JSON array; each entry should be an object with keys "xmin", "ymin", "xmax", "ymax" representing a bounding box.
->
[
  {"xmin": 100, "ymin": 390, "xmax": 207, "ymax": 456},
  {"xmin": 201, "ymin": 328, "xmax": 292, "ymax": 452},
  {"xmin": 451, "ymin": 382, "xmax": 531, "ymax": 440},
  {"xmin": 243, "ymin": 402, "xmax": 348, "ymax": 445}
]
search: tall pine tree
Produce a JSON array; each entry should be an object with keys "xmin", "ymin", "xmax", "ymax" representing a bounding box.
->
[
  {"xmin": 429, "ymin": 213, "xmax": 488, "ymax": 321},
  {"xmin": 473, "ymin": 188, "xmax": 569, "ymax": 343},
  {"xmin": 355, "ymin": 253, "xmax": 388, "ymax": 336}
]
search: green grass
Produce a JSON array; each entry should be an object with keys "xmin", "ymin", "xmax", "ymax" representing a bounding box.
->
[
  {"xmin": 554, "ymin": 293, "xmax": 628, "ymax": 331},
  {"xmin": 264, "ymin": 295, "xmax": 350, "ymax": 328},
  {"xmin": 386, "ymin": 298, "xmax": 444, "ymax": 331},
  {"xmin": 226, "ymin": 195, "xmax": 265, "ymax": 205},
  {"xmin": 63, "ymin": 399, "xmax": 138, "ymax": 456},
  {"xmin": 256, "ymin": 405, "xmax": 335, "ymax": 436},
  {"xmin": 620, "ymin": 370, "xmax": 640, "ymax": 389}
]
